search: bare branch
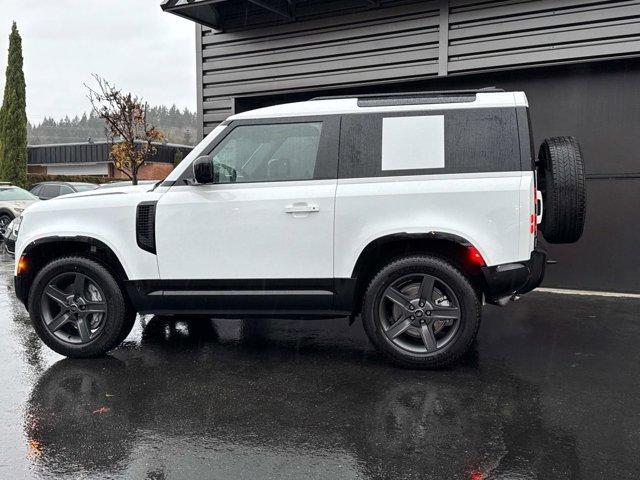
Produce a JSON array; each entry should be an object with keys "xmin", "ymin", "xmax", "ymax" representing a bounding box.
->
[{"xmin": 85, "ymin": 75, "xmax": 165, "ymax": 184}]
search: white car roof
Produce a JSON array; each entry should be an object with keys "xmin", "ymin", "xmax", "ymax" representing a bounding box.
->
[{"xmin": 230, "ymin": 91, "xmax": 529, "ymax": 121}]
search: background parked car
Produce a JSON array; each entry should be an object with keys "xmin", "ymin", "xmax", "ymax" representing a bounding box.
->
[
  {"xmin": 30, "ymin": 181, "xmax": 98, "ymax": 200},
  {"xmin": 2, "ymin": 218, "xmax": 17, "ymax": 255},
  {"xmin": 0, "ymin": 186, "xmax": 38, "ymax": 235}
]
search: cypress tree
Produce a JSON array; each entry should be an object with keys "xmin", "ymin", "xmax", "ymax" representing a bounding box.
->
[{"xmin": 0, "ymin": 22, "xmax": 27, "ymax": 186}]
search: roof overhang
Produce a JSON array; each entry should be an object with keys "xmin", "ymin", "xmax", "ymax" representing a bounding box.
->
[{"xmin": 160, "ymin": 0, "xmax": 298, "ymax": 31}]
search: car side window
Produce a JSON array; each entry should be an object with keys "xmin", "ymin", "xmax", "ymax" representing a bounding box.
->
[
  {"xmin": 59, "ymin": 185, "xmax": 74, "ymax": 195},
  {"xmin": 41, "ymin": 185, "xmax": 60, "ymax": 198},
  {"xmin": 208, "ymin": 122, "xmax": 323, "ymax": 184},
  {"xmin": 339, "ymin": 109, "xmax": 520, "ymax": 178}
]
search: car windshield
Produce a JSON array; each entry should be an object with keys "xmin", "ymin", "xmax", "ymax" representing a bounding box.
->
[
  {"xmin": 0, "ymin": 187, "xmax": 37, "ymax": 201},
  {"xmin": 72, "ymin": 184, "xmax": 98, "ymax": 192}
]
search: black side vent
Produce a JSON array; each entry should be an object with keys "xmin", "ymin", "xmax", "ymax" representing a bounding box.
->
[{"xmin": 136, "ymin": 201, "xmax": 157, "ymax": 254}]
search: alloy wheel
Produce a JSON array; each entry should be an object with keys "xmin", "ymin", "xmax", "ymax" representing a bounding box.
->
[
  {"xmin": 40, "ymin": 272, "xmax": 108, "ymax": 344},
  {"xmin": 378, "ymin": 273, "xmax": 461, "ymax": 355}
]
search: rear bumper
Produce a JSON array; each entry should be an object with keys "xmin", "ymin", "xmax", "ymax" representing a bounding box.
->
[{"xmin": 481, "ymin": 250, "xmax": 546, "ymax": 304}]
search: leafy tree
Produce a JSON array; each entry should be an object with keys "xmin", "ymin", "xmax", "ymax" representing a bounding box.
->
[
  {"xmin": 0, "ymin": 22, "xmax": 27, "ymax": 186},
  {"xmin": 183, "ymin": 128, "xmax": 193, "ymax": 145},
  {"xmin": 27, "ymin": 105, "xmax": 197, "ymax": 145},
  {"xmin": 86, "ymin": 75, "xmax": 164, "ymax": 185}
]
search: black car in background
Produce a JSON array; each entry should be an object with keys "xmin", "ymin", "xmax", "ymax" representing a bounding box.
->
[{"xmin": 30, "ymin": 181, "xmax": 98, "ymax": 200}]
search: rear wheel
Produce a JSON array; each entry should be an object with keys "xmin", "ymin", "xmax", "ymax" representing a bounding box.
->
[
  {"xmin": 28, "ymin": 256, "xmax": 129, "ymax": 358},
  {"xmin": 362, "ymin": 256, "xmax": 480, "ymax": 369}
]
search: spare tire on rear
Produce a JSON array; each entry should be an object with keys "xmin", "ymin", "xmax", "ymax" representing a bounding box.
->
[{"xmin": 537, "ymin": 137, "xmax": 586, "ymax": 244}]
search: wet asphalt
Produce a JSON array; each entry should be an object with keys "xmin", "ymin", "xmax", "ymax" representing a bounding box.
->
[{"xmin": 0, "ymin": 254, "xmax": 639, "ymax": 480}]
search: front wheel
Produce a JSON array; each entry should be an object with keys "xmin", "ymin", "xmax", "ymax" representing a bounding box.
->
[
  {"xmin": 28, "ymin": 256, "xmax": 131, "ymax": 358},
  {"xmin": 362, "ymin": 256, "xmax": 481, "ymax": 369}
]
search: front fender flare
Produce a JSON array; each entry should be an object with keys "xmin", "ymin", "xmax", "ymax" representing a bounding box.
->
[{"xmin": 19, "ymin": 235, "xmax": 130, "ymax": 279}]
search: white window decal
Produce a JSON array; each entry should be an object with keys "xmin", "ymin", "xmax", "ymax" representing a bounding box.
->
[{"xmin": 381, "ymin": 115, "xmax": 445, "ymax": 171}]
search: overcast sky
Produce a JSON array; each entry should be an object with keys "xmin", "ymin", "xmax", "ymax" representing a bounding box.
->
[{"xmin": 0, "ymin": 0, "xmax": 196, "ymax": 124}]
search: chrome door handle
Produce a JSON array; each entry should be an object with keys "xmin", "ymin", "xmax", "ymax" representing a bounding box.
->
[{"xmin": 284, "ymin": 202, "xmax": 320, "ymax": 214}]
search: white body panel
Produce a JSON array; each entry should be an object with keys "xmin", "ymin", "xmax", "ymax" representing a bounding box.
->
[
  {"xmin": 334, "ymin": 172, "xmax": 531, "ymax": 277},
  {"xmin": 15, "ymin": 189, "xmax": 162, "ymax": 280},
  {"xmin": 16, "ymin": 171, "xmax": 531, "ymax": 281},
  {"xmin": 520, "ymin": 172, "xmax": 537, "ymax": 260},
  {"xmin": 155, "ymin": 180, "xmax": 336, "ymax": 279}
]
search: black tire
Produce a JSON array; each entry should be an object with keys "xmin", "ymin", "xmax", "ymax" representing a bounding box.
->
[
  {"xmin": 84, "ymin": 254, "xmax": 137, "ymax": 345},
  {"xmin": 28, "ymin": 256, "xmax": 129, "ymax": 358},
  {"xmin": 537, "ymin": 137, "xmax": 586, "ymax": 244},
  {"xmin": 361, "ymin": 255, "xmax": 481, "ymax": 369},
  {"xmin": 116, "ymin": 305, "xmax": 137, "ymax": 344}
]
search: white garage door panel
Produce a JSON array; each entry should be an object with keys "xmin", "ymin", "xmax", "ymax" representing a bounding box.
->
[{"xmin": 46, "ymin": 163, "xmax": 109, "ymax": 175}]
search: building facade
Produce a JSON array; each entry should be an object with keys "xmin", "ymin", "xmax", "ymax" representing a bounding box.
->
[
  {"xmin": 27, "ymin": 141, "xmax": 193, "ymax": 180},
  {"xmin": 163, "ymin": 0, "xmax": 640, "ymax": 292}
]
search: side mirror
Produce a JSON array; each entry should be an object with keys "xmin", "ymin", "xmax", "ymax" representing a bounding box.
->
[{"xmin": 193, "ymin": 156, "xmax": 214, "ymax": 184}]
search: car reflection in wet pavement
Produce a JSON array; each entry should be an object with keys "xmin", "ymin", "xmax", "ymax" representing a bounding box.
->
[{"xmin": 1, "ymin": 254, "xmax": 639, "ymax": 479}]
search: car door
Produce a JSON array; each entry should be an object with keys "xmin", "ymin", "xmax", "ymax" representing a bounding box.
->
[{"xmin": 154, "ymin": 116, "xmax": 340, "ymax": 309}]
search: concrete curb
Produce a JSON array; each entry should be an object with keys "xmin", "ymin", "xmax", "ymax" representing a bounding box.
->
[{"xmin": 535, "ymin": 288, "xmax": 640, "ymax": 299}]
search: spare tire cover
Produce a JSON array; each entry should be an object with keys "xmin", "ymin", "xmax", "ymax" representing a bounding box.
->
[{"xmin": 537, "ymin": 137, "xmax": 586, "ymax": 244}]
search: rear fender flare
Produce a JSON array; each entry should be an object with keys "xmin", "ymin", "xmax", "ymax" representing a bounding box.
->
[{"xmin": 350, "ymin": 230, "xmax": 486, "ymax": 278}]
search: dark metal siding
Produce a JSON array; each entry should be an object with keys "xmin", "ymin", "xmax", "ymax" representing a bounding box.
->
[
  {"xmin": 447, "ymin": 0, "xmax": 640, "ymax": 73},
  {"xmin": 199, "ymin": 1, "xmax": 442, "ymax": 133},
  {"xmin": 27, "ymin": 143, "xmax": 193, "ymax": 165},
  {"xmin": 27, "ymin": 143, "xmax": 111, "ymax": 166},
  {"xmin": 196, "ymin": 0, "xmax": 640, "ymax": 135}
]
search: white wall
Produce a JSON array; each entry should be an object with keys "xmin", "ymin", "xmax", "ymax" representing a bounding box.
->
[{"xmin": 45, "ymin": 163, "xmax": 109, "ymax": 176}]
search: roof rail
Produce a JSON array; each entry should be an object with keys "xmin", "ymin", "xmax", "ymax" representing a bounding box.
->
[{"xmin": 310, "ymin": 87, "xmax": 504, "ymax": 101}]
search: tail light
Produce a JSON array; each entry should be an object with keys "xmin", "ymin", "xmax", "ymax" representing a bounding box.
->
[
  {"xmin": 530, "ymin": 186, "xmax": 537, "ymax": 235},
  {"xmin": 467, "ymin": 246, "xmax": 485, "ymax": 267}
]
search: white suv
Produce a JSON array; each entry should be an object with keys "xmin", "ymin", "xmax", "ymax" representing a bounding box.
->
[{"xmin": 13, "ymin": 90, "xmax": 586, "ymax": 368}]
